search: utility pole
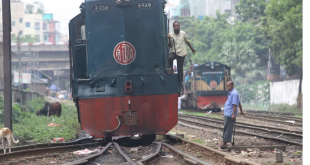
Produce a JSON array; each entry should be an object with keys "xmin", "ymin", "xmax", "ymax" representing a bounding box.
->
[
  {"xmin": 268, "ymin": 48, "xmax": 271, "ymax": 81},
  {"xmin": 2, "ymin": 0, "xmax": 12, "ymax": 130},
  {"xmin": 17, "ymin": 31, "xmax": 22, "ymax": 91}
]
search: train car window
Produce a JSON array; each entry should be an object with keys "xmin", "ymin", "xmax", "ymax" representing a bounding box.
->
[
  {"xmin": 195, "ymin": 70, "xmax": 201, "ymax": 77},
  {"xmin": 74, "ymin": 19, "xmax": 85, "ymax": 43},
  {"xmin": 81, "ymin": 25, "xmax": 86, "ymax": 40}
]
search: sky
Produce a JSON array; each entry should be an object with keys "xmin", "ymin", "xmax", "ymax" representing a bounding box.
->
[{"xmin": 21, "ymin": 0, "xmax": 180, "ymax": 37}]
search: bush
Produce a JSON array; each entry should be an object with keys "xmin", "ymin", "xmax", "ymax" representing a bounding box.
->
[
  {"xmin": 1, "ymin": 96, "xmax": 80, "ymax": 144},
  {"xmin": 0, "ymin": 95, "xmax": 30, "ymax": 123},
  {"xmin": 26, "ymin": 97, "xmax": 45, "ymax": 113},
  {"xmin": 235, "ymin": 81, "xmax": 269, "ymax": 103}
]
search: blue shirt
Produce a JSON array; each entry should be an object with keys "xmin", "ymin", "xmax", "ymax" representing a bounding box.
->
[
  {"xmin": 224, "ymin": 88, "xmax": 240, "ymax": 117},
  {"xmin": 185, "ymin": 76, "xmax": 189, "ymax": 83}
]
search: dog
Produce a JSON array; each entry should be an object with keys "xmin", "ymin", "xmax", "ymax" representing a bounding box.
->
[{"xmin": 0, "ymin": 128, "xmax": 19, "ymax": 154}]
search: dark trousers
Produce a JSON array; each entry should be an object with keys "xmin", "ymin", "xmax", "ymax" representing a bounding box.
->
[
  {"xmin": 223, "ymin": 116, "xmax": 235, "ymax": 143},
  {"xmin": 168, "ymin": 52, "xmax": 185, "ymax": 83}
]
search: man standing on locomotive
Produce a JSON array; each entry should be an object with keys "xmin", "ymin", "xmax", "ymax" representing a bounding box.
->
[
  {"xmin": 167, "ymin": 21, "xmax": 195, "ymax": 94},
  {"xmin": 220, "ymin": 81, "xmax": 245, "ymax": 149}
]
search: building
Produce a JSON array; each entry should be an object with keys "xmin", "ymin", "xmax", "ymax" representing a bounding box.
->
[
  {"xmin": 9, "ymin": 0, "xmax": 25, "ymax": 39},
  {"xmin": 23, "ymin": 13, "xmax": 44, "ymax": 42},
  {"xmin": 166, "ymin": 0, "xmax": 239, "ymax": 21},
  {"xmin": 43, "ymin": 14, "xmax": 61, "ymax": 43},
  {"xmin": 0, "ymin": 1, "xmax": 61, "ymax": 43}
]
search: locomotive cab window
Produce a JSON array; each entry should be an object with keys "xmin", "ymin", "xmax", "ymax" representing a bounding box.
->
[{"xmin": 74, "ymin": 19, "xmax": 86, "ymax": 43}]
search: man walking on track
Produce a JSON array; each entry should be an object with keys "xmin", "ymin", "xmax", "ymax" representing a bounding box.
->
[
  {"xmin": 220, "ymin": 81, "xmax": 245, "ymax": 149},
  {"xmin": 167, "ymin": 21, "xmax": 195, "ymax": 94}
]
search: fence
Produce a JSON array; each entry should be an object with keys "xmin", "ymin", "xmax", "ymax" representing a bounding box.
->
[
  {"xmin": 270, "ymin": 80, "xmax": 302, "ymax": 105},
  {"xmin": 0, "ymin": 89, "xmax": 44, "ymax": 106}
]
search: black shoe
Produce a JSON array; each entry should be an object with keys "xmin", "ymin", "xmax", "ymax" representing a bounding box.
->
[{"xmin": 220, "ymin": 145, "xmax": 228, "ymax": 149}]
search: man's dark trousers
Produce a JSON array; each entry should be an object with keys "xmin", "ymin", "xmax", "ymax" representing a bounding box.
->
[
  {"xmin": 223, "ymin": 116, "xmax": 235, "ymax": 143},
  {"xmin": 168, "ymin": 52, "xmax": 185, "ymax": 82}
]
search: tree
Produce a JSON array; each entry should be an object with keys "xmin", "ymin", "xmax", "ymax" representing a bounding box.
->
[
  {"xmin": 262, "ymin": 0, "xmax": 302, "ymax": 75},
  {"xmin": 178, "ymin": 11, "xmax": 269, "ymax": 73},
  {"xmin": 219, "ymin": 41, "xmax": 264, "ymax": 85},
  {"xmin": 34, "ymin": 1, "xmax": 45, "ymax": 14},
  {"xmin": 20, "ymin": 35, "xmax": 39, "ymax": 43},
  {"xmin": 26, "ymin": 4, "xmax": 34, "ymax": 14},
  {"xmin": 178, "ymin": 12, "xmax": 231, "ymax": 68},
  {"xmin": 11, "ymin": 35, "xmax": 39, "ymax": 43},
  {"xmin": 235, "ymin": 0, "xmax": 268, "ymax": 22}
]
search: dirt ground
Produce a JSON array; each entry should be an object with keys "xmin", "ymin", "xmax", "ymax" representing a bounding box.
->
[{"xmin": 170, "ymin": 124, "xmax": 303, "ymax": 165}]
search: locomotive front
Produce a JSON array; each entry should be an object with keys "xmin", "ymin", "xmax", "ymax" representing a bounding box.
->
[{"xmin": 69, "ymin": 0, "xmax": 178, "ymax": 140}]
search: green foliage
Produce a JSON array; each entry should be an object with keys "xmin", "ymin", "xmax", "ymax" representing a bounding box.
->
[
  {"xmin": 34, "ymin": 1, "xmax": 45, "ymax": 14},
  {"xmin": 294, "ymin": 151, "xmax": 302, "ymax": 155},
  {"xmin": 191, "ymin": 139, "xmax": 205, "ymax": 144},
  {"xmin": 235, "ymin": 81, "xmax": 269, "ymax": 103},
  {"xmin": 0, "ymin": 95, "xmax": 30, "ymax": 123},
  {"xmin": 178, "ymin": 12, "xmax": 268, "ymax": 82},
  {"xmin": 236, "ymin": 0, "xmax": 268, "ymax": 22},
  {"xmin": 20, "ymin": 35, "xmax": 39, "ymax": 43},
  {"xmin": 219, "ymin": 41, "xmax": 264, "ymax": 85},
  {"xmin": 11, "ymin": 35, "xmax": 39, "ymax": 43},
  {"xmin": 262, "ymin": 0, "xmax": 302, "ymax": 75},
  {"xmin": 23, "ymin": 88, "xmax": 31, "ymax": 92},
  {"xmin": 179, "ymin": 110, "xmax": 206, "ymax": 117},
  {"xmin": 1, "ymin": 98, "xmax": 79, "ymax": 143},
  {"xmin": 11, "ymin": 100, "xmax": 80, "ymax": 143},
  {"xmin": 26, "ymin": 97, "xmax": 45, "ymax": 113},
  {"xmin": 26, "ymin": 4, "xmax": 34, "ymax": 14}
]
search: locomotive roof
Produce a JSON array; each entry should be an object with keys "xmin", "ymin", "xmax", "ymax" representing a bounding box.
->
[{"xmin": 194, "ymin": 61, "xmax": 230, "ymax": 69}]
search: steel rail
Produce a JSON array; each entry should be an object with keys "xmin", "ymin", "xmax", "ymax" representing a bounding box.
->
[
  {"xmin": 63, "ymin": 142, "xmax": 113, "ymax": 165},
  {"xmin": 178, "ymin": 119, "xmax": 303, "ymax": 146},
  {"xmin": 237, "ymin": 115, "xmax": 302, "ymax": 127},
  {"xmin": 0, "ymin": 142, "xmax": 102, "ymax": 163},
  {"xmin": 244, "ymin": 109, "xmax": 302, "ymax": 116},
  {"xmin": 210, "ymin": 112, "xmax": 302, "ymax": 127},
  {"xmin": 0, "ymin": 138, "xmax": 95, "ymax": 154},
  {"xmin": 162, "ymin": 142, "xmax": 211, "ymax": 165},
  {"xmin": 179, "ymin": 115, "xmax": 302, "ymax": 137},
  {"xmin": 179, "ymin": 114, "xmax": 303, "ymax": 134},
  {"xmin": 136, "ymin": 142, "xmax": 162, "ymax": 165},
  {"xmin": 113, "ymin": 142, "xmax": 137, "ymax": 165},
  {"xmin": 241, "ymin": 113, "xmax": 302, "ymax": 123},
  {"xmin": 216, "ymin": 111, "xmax": 303, "ymax": 122},
  {"xmin": 164, "ymin": 135, "xmax": 261, "ymax": 165}
]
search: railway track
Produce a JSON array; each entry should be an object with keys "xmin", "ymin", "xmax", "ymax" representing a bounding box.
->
[
  {"xmin": 179, "ymin": 114, "xmax": 302, "ymax": 134},
  {"xmin": 243, "ymin": 113, "xmax": 302, "ymax": 123},
  {"xmin": 205, "ymin": 112, "xmax": 303, "ymax": 127},
  {"xmin": 0, "ymin": 135, "xmax": 262, "ymax": 165},
  {"xmin": 178, "ymin": 115, "xmax": 302, "ymax": 146},
  {"xmin": 244, "ymin": 110, "xmax": 302, "ymax": 116}
]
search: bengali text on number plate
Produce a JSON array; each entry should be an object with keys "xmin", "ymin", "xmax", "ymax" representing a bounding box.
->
[
  {"xmin": 92, "ymin": 4, "xmax": 110, "ymax": 11},
  {"xmin": 137, "ymin": 2, "xmax": 154, "ymax": 9}
]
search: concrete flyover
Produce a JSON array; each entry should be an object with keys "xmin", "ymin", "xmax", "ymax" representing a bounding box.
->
[{"xmin": 11, "ymin": 42, "xmax": 70, "ymax": 90}]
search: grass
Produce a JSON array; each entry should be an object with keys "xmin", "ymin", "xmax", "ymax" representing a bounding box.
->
[
  {"xmin": 242, "ymin": 102, "xmax": 302, "ymax": 114},
  {"xmin": 294, "ymin": 115, "xmax": 303, "ymax": 118},
  {"xmin": 180, "ymin": 110, "xmax": 206, "ymax": 117},
  {"xmin": 180, "ymin": 110, "xmax": 222, "ymax": 119},
  {"xmin": 0, "ymin": 98, "xmax": 80, "ymax": 144},
  {"xmin": 191, "ymin": 139, "xmax": 205, "ymax": 144}
]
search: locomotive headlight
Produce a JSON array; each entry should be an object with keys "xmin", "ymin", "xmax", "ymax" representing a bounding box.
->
[
  {"xmin": 124, "ymin": 0, "xmax": 130, "ymax": 2},
  {"xmin": 116, "ymin": 0, "xmax": 122, "ymax": 4}
]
